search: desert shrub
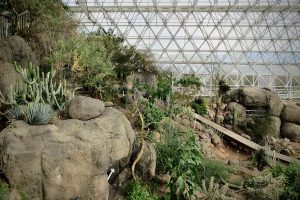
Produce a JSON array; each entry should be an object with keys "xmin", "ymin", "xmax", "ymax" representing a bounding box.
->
[
  {"xmin": 272, "ymin": 163, "xmax": 300, "ymax": 200},
  {"xmin": 200, "ymin": 160, "xmax": 231, "ymax": 181},
  {"xmin": 143, "ymin": 102, "xmax": 167, "ymax": 130},
  {"xmin": 155, "ymin": 74, "xmax": 172, "ymax": 101},
  {"xmin": 156, "ymin": 126, "xmax": 203, "ymax": 199},
  {"xmin": 199, "ymin": 177, "xmax": 234, "ymax": 200},
  {"xmin": 0, "ymin": 182, "xmax": 9, "ymax": 200},
  {"xmin": 126, "ymin": 180, "xmax": 158, "ymax": 200},
  {"xmin": 251, "ymin": 148, "xmax": 271, "ymax": 170},
  {"xmin": 191, "ymin": 97, "xmax": 207, "ymax": 116},
  {"xmin": 245, "ymin": 171, "xmax": 285, "ymax": 200},
  {"xmin": 49, "ymin": 34, "xmax": 115, "ymax": 96}
]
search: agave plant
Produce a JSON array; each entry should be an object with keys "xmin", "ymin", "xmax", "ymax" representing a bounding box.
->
[
  {"xmin": 5, "ymin": 105, "xmax": 26, "ymax": 122},
  {"xmin": 24, "ymin": 103, "xmax": 55, "ymax": 125},
  {"xmin": 199, "ymin": 177, "xmax": 235, "ymax": 200}
]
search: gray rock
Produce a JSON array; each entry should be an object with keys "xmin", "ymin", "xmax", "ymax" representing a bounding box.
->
[
  {"xmin": 253, "ymin": 116, "xmax": 281, "ymax": 139},
  {"xmin": 0, "ymin": 107, "xmax": 135, "ymax": 200},
  {"xmin": 226, "ymin": 102, "xmax": 247, "ymax": 123},
  {"xmin": 104, "ymin": 102, "xmax": 114, "ymax": 107},
  {"xmin": 281, "ymin": 122, "xmax": 300, "ymax": 142},
  {"xmin": 281, "ymin": 103, "xmax": 300, "ymax": 125},
  {"xmin": 69, "ymin": 96, "xmax": 105, "ymax": 120},
  {"xmin": 0, "ymin": 62, "xmax": 22, "ymax": 98},
  {"xmin": 137, "ymin": 142, "xmax": 157, "ymax": 179},
  {"xmin": 120, "ymin": 94, "xmax": 134, "ymax": 104},
  {"xmin": 241, "ymin": 133, "xmax": 251, "ymax": 140},
  {"xmin": 232, "ymin": 87, "xmax": 284, "ymax": 117},
  {"xmin": 228, "ymin": 160, "xmax": 239, "ymax": 166},
  {"xmin": 155, "ymin": 174, "xmax": 171, "ymax": 184},
  {"xmin": 211, "ymin": 134, "xmax": 222, "ymax": 146},
  {"xmin": 280, "ymin": 148, "xmax": 292, "ymax": 156}
]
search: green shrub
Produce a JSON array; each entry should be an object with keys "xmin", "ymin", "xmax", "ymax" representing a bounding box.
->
[
  {"xmin": 200, "ymin": 160, "xmax": 231, "ymax": 181},
  {"xmin": 191, "ymin": 97, "xmax": 207, "ymax": 116},
  {"xmin": 156, "ymin": 75, "xmax": 172, "ymax": 101},
  {"xmin": 272, "ymin": 163, "xmax": 300, "ymax": 200},
  {"xmin": 175, "ymin": 75, "xmax": 202, "ymax": 88},
  {"xmin": 143, "ymin": 102, "xmax": 167, "ymax": 130},
  {"xmin": 199, "ymin": 177, "xmax": 234, "ymax": 200},
  {"xmin": 156, "ymin": 126, "xmax": 203, "ymax": 199},
  {"xmin": 0, "ymin": 182, "xmax": 9, "ymax": 200},
  {"xmin": 126, "ymin": 180, "xmax": 158, "ymax": 200},
  {"xmin": 245, "ymin": 171, "xmax": 285, "ymax": 200}
]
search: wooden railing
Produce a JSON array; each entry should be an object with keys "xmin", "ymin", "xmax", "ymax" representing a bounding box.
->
[{"xmin": 0, "ymin": 10, "xmax": 29, "ymax": 39}]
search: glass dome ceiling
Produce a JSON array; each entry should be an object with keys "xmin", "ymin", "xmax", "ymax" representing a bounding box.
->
[{"xmin": 63, "ymin": 0, "xmax": 300, "ymax": 98}]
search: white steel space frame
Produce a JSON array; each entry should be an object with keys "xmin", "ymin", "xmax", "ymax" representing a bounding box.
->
[{"xmin": 65, "ymin": 0, "xmax": 300, "ymax": 99}]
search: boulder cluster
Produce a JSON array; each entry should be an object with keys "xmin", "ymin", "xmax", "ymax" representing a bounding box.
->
[{"xmin": 226, "ymin": 87, "xmax": 300, "ymax": 143}]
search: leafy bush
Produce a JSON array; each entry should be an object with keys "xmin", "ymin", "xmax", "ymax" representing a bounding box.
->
[
  {"xmin": 191, "ymin": 97, "xmax": 207, "ymax": 116},
  {"xmin": 156, "ymin": 75, "xmax": 172, "ymax": 101},
  {"xmin": 200, "ymin": 160, "xmax": 231, "ymax": 181},
  {"xmin": 126, "ymin": 180, "xmax": 158, "ymax": 200},
  {"xmin": 156, "ymin": 126, "xmax": 203, "ymax": 199},
  {"xmin": 218, "ymin": 80, "xmax": 230, "ymax": 96},
  {"xmin": 143, "ymin": 102, "xmax": 167, "ymax": 130},
  {"xmin": 245, "ymin": 171, "xmax": 285, "ymax": 200},
  {"xmin": 50, "ymin": 35, "xmax": 115, "ymax": 96},
  {"xmin": 272, "ymin": 163, "xmax": 300, "ymax": 200},
  {"xmin": 175, "ymin": 75, "xmax": 202, "ymax": 88},
  {"xmin": 0, "ymin": 182, "xmax": 9, "ymax": 200}
]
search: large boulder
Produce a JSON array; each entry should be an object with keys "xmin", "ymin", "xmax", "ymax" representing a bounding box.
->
[
  {"xmin": 281, "ymin": 103, "xmax": 300, "ymax": 125},
  {"xmin": 136, "ymin": 141, "xmax": 157, "ymax": 179},
  {"xmin": 281, "ymin": 123, "xmax": 300, "ymax": 142},
  {"xmin": 0, "ymin": 35, "xmax": 38, "ymax": 67},
  {"xmin": 0, "ymin": 62, "xmax": 22, "ymax": 97},
  {"xmin": 68, "ymin": 96, "xmax": 105, "ymax": 120},
  {"xmin": 0, "ymin": 36, "xmax": 38, "ymax": 98},
  {"xmin": 0, "ymin": 108, "xmax": 135, "ymax": 200},
  {"xmin": 226, "ymin": 102, "xmax": 246, "ymax": 124},
  {"xmin": 231, "ymin": 87, "xmax": 283, "ymax": 117}
]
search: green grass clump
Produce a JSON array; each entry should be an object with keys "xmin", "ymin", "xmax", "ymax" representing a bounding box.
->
[{"xmin": 126, "ymin": 180, "xmax": 158, "ymax": 200}]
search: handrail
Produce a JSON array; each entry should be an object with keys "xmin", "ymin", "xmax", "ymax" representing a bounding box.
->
[{"xmin": 193, "ymin": 113, "xmax": 300, "ymax": 164}]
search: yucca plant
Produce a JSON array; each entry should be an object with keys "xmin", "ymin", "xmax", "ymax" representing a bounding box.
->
[
  {"xmin": 199, "ymin": 177, "xmax": 235, "ymax": 200},
  {"xmin": 24, "ymin": 103, "xmax": 55, "ymax": 125},
  {"xmin": 5, "ymin": 105, "xmax": 26, "ymax": 122}
]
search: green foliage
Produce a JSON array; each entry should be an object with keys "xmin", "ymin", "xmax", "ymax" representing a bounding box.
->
[
  {"xmin": 156, "ymin": 75, "xmax": 172, "ymax": 101},
  {"xmin": 49, "ymin": 35, "xmax": 115, "ymax": 95},
  {"xmin": 200, "ymin": 160, "xmax": 231, "ymax": 181},
  {"xmin": 5, "ymin": 103, "xmax": 54, "ymax": 125},
  {"xmin": 175, "ymin": 75, "xmax": 202, "ymax": 88},
  {"xmin": 126, "ymin": 180, "xmax": 158, "ymax": 200},
  {"xmin": 272, "ymin": 163, "xmax": 300, "ymax": 200},
  {"xmin": 251, "ymin": 149, "xmax": 270, "ymax": 170},
  {"xmin": 245, "ymin": 171, "xmax": 285, "ymax": 200},
  {"xmin": 113, "ymin": 46, "xmax": 157, "ymax": 82},
  {"xmin": 0, "ymin": 183, "xmax": 9, "ymax": 200},
  {"xmin": 10, "ymin": 0, "xmax": 76, "ymax": 35},
  {"xmin": 0, "ymin": 63, "xmax": 73, "ymax": 111},
  {"xmin": 143, "ymin": 102, "xmax": 167, "ymax": 130},
  {"xmin": 156, "ymin": 126, "xmax": 203, "ymax": 199},
  {"xmin": 218, "ymin": 80, "xmax": 230, "ymax": 96},
  {"xmin": 191, "ymin": 97, "xmax": 207, "ymax": 116},
  {"xmin": 200, "ymin": 177, "xmax": 234, "ymax": 200}
]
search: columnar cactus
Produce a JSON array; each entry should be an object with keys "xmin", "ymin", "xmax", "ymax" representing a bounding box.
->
[{"xmin": 3, "ymin": 62, "xmax": 73, "ymax": 111}]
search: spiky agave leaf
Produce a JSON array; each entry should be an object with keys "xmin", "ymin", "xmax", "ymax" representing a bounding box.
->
[
  {"xmin": 24, "ymin": 103, "xmax": 54, "ymax": 125},
  {"xmin": 5, "ymin": 105, "xmax": 26, "ymax": 121}
]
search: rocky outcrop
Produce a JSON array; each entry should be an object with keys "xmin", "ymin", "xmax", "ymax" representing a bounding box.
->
[
  {"xmin": 0, "ymin": 36, "xmax": 38, "ymax": 97},
  {"xmin": 281, "ymin": 103, "xmax": 300, "ymax": 125},
  {"xmin": 68, "ymin": 96, "xmax": 105, "ymax": 120},
  {"xmin": 226, "ymin": 102, "xmax": 246, "ymax": 124},
  {"xmin": 281, "ymin": 123, "xmax": 300, "ymax": 142},
  {"xmin": 230, "ymin": 87, "xmax": 284, "ymax": 117},
  {"xmin": 0, "ymin": 107, "xmax": 135, "ymax": 200},
  {"xmin": 136, "ymin": 142, "xmax": 157, "ymax": 179}
]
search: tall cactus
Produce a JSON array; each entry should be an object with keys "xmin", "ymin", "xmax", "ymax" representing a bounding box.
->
[{"xmin": 2, "ymin": 62, "xmax": 73, "ymax": 111}]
